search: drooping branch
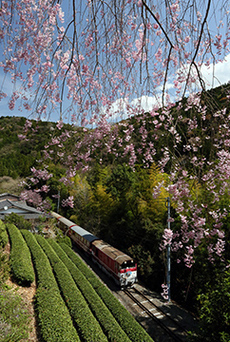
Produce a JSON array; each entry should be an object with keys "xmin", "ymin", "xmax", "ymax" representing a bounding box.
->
[
  {"xmin": 0, "ymin": 0, "xmax": 229, "ymax": 123},
  {"xmin": 183, "ymin": 0, "xmax": 212, "ymax": 95},
  {"xmin": 141, "ymin": 0, "xmax": 174, "ymax": 49}
]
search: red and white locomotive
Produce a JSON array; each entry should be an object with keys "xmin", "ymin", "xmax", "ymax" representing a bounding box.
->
[{"xmin": 51, "ymin": 212, "xmax": 138, "ymax": 288}]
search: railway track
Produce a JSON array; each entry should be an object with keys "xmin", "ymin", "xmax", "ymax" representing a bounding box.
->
[{"xmin": 124, "ymin": 287, "xmax": 189, "ymax": 342}]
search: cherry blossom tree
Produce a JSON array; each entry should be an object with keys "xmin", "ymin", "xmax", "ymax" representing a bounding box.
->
[
  {"xmin": 1, "ymin": 0, "xmax": 228, "ymax": 121},
  {"xmin": 1, "ymin": 0, "xmax": 230, "ymax": 270}
]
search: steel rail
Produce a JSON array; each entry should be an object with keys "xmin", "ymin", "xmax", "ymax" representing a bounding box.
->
[
  {"xmin": 124, "ymin": 289, "xmax": 187, "ymax": 342},
  {"xmin": 133, "ymin": 287, "xmax": 189, "ymax": 336}
]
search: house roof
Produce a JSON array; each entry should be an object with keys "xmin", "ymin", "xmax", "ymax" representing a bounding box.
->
[
  {"xmin": 0, "ymin": 193, "xmax": 20, "ymax": 202},
  {"xmin": 0, "ymin": 193, "xmax": 50, "ymax": 220}
]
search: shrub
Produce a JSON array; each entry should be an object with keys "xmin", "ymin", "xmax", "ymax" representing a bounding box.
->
[
  {"xmin": 0, "ymin": 249, "xmax": 10, "ymax": 288},
  {"xmin": 5, "ymin": 213, "xmax": 32, "ymax": 231},
  {"xmin": 36, "ymin": 235, "xmax": 108, "ymax": 342},
  {"xmin": 196, "ymin": 267, "xmax": 230, "ymax": 342},
  {"xmin": 60, "ymin": 243, "xmax": 154, "ymax": 342},
  {"xmin": 49, "ymin": 239, "xmax": 131, "ymax": 342},
  {"xmin": 0, "ymin": 220, "xmax": 8, "ymax": 248},
  {"xmin": 21, "ymin": 230, "xmax": 79, "ymax": 342},
  {"xmin": 6, "ymin": 223, "xmax": 34, "ymax": 286},
  {"xmin": 56, "ymin": 234, "xmax": 72, "ymax": 248}
]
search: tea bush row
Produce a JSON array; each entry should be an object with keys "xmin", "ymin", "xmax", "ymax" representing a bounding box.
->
[
  {"xmin": 49, "ymin": 239, "xmax": 131, "ymax": 342},
  {"xmin": 6, "ymin": 224, "xmax": 34, "ymax": 286},
  {"xmin": 21, "ymin": 230, "xmax": 79, "ymax": 342},
  {"xmin": 36, "ymin": 235, "xmax": 108, "ymax": 342},
  {"xmin": 60, "ymin": 243, "xmax": 154, "ymax": 342},
  {"xmin": 0, "ymin": 220, "xmax": 8, "ymax": 248}
]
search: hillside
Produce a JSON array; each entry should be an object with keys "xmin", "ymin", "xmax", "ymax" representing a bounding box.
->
[
  {"xmin": 1, "ymin": 84, "xmax": 230, "ymax": 341},
  {"xmin": 1, "ymin": 83, "xmax": 230, "ymax": 180},
  {"xmin": 0, "ymin": 116, "xmax": 75, "ymax": 179}
]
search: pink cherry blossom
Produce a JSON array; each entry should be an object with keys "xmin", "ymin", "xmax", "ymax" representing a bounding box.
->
[{"xmin": 1, "ymin": 0, "xmax": 230, "ymax": 271}]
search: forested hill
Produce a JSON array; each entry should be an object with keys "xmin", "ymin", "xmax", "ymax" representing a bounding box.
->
[
  {"xmin": 0, "ymin": 83, "xmax": 230, "ymax": 181},
  {"xmin": 0, "ymin": 117, "xmax": 76, "ymax": 179},
  {"xmin": 1, "ymin": 83, "xmax": 230, "ymax": 323}
]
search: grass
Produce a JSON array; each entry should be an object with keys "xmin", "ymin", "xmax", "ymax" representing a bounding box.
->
[
  {"xmin": 0, "ymin": 286, "xmax": 31, "ymax": 342},
  {"xmin": 0, "ymin": 248, "xmax": 31, "ymax": 342}
]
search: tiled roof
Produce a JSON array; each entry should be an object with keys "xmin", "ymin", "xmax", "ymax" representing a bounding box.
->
[{"xmin": 0, "ymin": 193, "xmax": 50, "ymax": 219}]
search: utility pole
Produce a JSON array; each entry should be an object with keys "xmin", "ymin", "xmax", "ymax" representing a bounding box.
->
[
  {"xmin": 153, "ymin": 194, "xmax": 172, "ymax": 302},
  {"xmin": 57, "ymin": 189, "xmax": 60, "ymax": 213},
  {"xmin": 166, "ymin": 197, "xmax": 171, "ymax": 302}
]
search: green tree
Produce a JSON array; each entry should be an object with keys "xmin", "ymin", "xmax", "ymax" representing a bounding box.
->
[
  {"xmin": 196, "ymin": 267, "xmax": 230, "ymax": 342},
  {"xmin": 5, "ymin": 213, "xmax": 32, "ymax": 231}
]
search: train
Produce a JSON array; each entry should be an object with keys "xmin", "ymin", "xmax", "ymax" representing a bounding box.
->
[{"xmin": 51, "ymin": 212, "xmax": 138, "ymax": 288}]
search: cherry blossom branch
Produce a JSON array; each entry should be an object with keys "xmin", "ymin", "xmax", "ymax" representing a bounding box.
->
[
  {"xmin": 183, "ymin": 0, "xmax": 212, "ymax": 95},
  {"xmin": 141, "ymin": 0, "xmax": 174, "ymax": 48},
  {"xmin": 162, "ymin": 45, "xmax": 173, "ymax": 105}
]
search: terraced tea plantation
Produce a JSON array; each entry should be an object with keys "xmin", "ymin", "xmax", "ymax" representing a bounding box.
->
[{"xmin": 5, "ymin": 222, "xmax": 154, "ymax": 342}]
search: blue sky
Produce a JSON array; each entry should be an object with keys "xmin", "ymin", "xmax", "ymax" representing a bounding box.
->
[
  {"xmin": 1, "ymin": 53, "xmax": 230, "ymax": 124},
  {"xmin": 1, "ymin": 1, "xmax": 230, "ymax": 124}
]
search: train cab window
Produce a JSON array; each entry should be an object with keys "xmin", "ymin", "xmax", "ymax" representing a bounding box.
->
[{"xmin": 121, "ymin": 260, "xmax": 136, "ymax": 270}]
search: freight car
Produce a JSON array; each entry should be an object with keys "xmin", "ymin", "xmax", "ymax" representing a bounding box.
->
[{"xmin": 51, "ymin": 212, "xmax": 138, "ymax": 288}]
